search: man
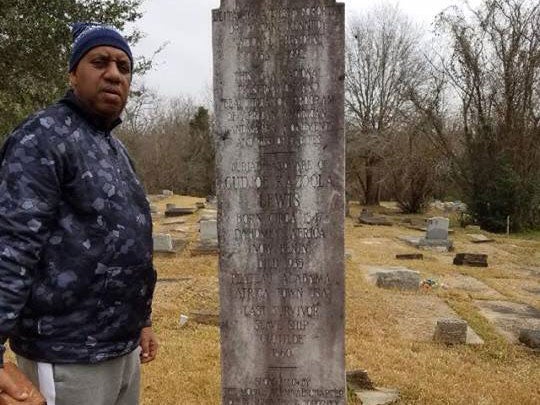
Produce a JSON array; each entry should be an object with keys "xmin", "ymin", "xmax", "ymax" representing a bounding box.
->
[{"xmin": 0, "ymin": 23, "xmax": 157, "ymax": 404}]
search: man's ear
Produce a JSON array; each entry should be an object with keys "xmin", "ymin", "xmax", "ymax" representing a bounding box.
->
[{"xmin": 68, "ymin": 71, "xmax": 77, "ymax": 89}]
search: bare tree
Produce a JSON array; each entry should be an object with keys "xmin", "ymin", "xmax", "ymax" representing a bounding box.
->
[
  {"xmin": 345, "ymin": 4, "xmax": 427, "ymax": 206},
  {"xmin": 414, "ymin": 0, "xmax": 540, "ymax": 231},
  {"xmin": 118, "ymin": 95, "xmax": 215, "ymax": 196}
]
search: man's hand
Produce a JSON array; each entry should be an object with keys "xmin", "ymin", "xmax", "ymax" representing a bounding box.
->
[
  {"xmin": 139, "ymin": 327, "xmax": 158, "ymax": 364},
  {"xmin": 0, "ymin": 368, "xmax": 28, "ymax": 401}
]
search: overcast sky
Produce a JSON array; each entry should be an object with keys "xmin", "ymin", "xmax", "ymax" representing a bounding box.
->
[{"xmin": 131, "ymin": 0, "xmax": 463, "ymax": 102}]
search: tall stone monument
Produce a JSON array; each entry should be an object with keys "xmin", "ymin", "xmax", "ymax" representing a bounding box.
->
[{"xmin": 213, "ymin": 1, "xmax": 346, "ymax": 403}]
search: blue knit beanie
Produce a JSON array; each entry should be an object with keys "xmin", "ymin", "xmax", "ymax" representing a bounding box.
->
[{"xmin": 69, "ymin": 22, "xmax": 133, "ymax": 72}]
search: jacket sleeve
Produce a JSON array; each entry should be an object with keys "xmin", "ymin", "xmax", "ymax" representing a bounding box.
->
[{"xmin": 0, "ymin": 129, "xmax": 62, "ymax": 366}]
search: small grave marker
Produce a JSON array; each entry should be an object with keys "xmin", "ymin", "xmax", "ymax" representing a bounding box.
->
[
  {"xmin": 433, "ymin": 318, "xmax": 468, "ymax": 344},
  {"xmin": 453, "ymin": 253, "xmax": 488, "ymax": 267}
]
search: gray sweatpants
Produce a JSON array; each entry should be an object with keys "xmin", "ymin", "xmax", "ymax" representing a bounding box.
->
[{"xmin": 16, "ymin": 348, "xmax": 141, "ymax": 405}]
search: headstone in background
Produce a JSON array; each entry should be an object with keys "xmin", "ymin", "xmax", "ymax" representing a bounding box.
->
[
  {"xmin": 153, "ymin": 233, "xmax": 174, "ymax": 253},
  {"xmin": 213, "ymin": 0, "xmax": 346, "ymax": 403},
  {"xmin": 433, "ymin": 318, "xmax": 468, "ymax": 344},
  {"xmin": 453, "ymin": 253, "xmax": 488, "ymax": 267},
  {"xmin": 425, "ymin": 217, "xmax": 449, "ymax": 240},
  {"xmin": 200, "ymin": 219, "xmax": 218, "ymax": 241},
  {"xmin": 366, "ymin": 267, "xmax": 421, "ymax": 291},
  {"xmin": 162, "ymin": 189, "xmax": 174, "ymax": 196}
]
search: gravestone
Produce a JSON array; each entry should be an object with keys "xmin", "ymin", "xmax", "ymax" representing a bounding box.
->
[
  {"xmin": 366, "ymin": 266, "xmax": 420, "ymax": 291},
  {"xmin": 152, "ymin": 233, "xmax": 174, "ymax": 253},
  {"xmin": 400, "ymin": 216, "xmax": 453, "ymax": 251},
  {"xmin": 425, "ymin": 217, "xmax": 449, "ymax": 240},
  {"xmin": 453, "ymin": 253, "xmax": 488, "ymax": 267},
  {"xmin": 213, "ymin": 1, "xmax": 346, "ymax": 403},
  {"xmin": 433, "ymin": 318, "xmax": 468, "ymax": 344},
  {"xmin": 200, "ymin": 219, "xmax": 218, "ymax": 241}
]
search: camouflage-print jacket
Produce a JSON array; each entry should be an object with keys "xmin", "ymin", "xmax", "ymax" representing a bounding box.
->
[{"xmin": 0, "ymin": 91, "xmax": 155, "ymax": 365}]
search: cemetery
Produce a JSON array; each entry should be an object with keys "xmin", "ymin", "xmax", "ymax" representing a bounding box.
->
[
  {"xmin": 136, "ymin": 193, "xmax": 539, "ymax": 404},
  {"xmin": 1, "ymin": 0, "xmax": 539, "ymax": 404}
]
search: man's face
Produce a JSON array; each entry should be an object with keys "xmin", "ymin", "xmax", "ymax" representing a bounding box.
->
[{"xmin": 69, "ymin": 46, "xmax": 131, "ymax": 119}]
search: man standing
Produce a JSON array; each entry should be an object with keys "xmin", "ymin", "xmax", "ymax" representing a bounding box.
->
[{"xmin": 0, "ymin": 23, "xmax": 157, "ymax": 404}]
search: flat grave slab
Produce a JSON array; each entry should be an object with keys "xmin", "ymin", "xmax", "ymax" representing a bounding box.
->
[
  {"xmin": 453, "ymin": 253, "xmax": 488, "ymax": 267},
  {"xmin": 358, "ymin": 216, "xmax": 393, "ymax": 226},
  {"xmin": 474, "ymin": 300, "xmax": 540, "ymax": 343},
  {"xmin": 398, "ymin": 236, "xmax": 453, "ymax": 251},
  {"xmin": 387, "ymin": 295, "xmax": 484, "ymax": 345},
  {"xmin": 441, "ymin": 274, "xmax": 505, "ymax": 299},
  {"xmin": 485, "ymin": 278, "xmax": 540, "ymax": 306},
  {"xmin": 467, "ymin": 233, "xmax": 494, "ymax": 243},
  {"xmin": 164, "ymin": 207, "xmax": 198, "ymax": 217},
  {"xmin": 365, "ymin": 266, "xmax": 420, "ymax": 291}
]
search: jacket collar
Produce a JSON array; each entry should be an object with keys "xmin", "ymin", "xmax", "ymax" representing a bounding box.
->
[{"xmin": 59, "ymin": 89, "xmax": 122, "ymax": 133}]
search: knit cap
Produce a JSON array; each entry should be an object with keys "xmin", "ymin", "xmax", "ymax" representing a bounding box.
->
[{"xmin": 69, "ymin": 22, "xmax": 133, "ymax": 72}]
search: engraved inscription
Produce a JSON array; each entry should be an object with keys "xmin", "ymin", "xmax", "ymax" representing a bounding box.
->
[{"xmin": 214, "ymin": 0, "xmax": 345, "ymax": 403}]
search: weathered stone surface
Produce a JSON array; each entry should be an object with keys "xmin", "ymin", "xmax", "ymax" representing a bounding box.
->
[
  {"xmin": 425, "ymin": 217, "xmax": 449, "ymax": 240},
  {"xmin": 162, "ymin": 189, "xmax": 173, "ymax": 196},
  {"xmin": 518, "ymin": 329, "xmax": 540, "ymax": 349},
  {"xmin": 358, "ymin": 209, "xmax": 392, "ymax": 226},
  {"xmin": 152, "ymin": 233, "xmax": 174, "ymax": 253},
  {"xmin": 395, "ymin": 253, "xmax": 423, "ymax": 260},
  {"xmin": 433, "ymin": 318, "xmax": 468, "ymax": 344},
  {"xmin": 474, "ymin": 300, "xmax": 540, "ymax": 343},
  {"xmin": 374, "ymin": 293, "xmax": 484, "ymax": 345},
  {"xmin": 200, "ymin": 219, "xmax": 218, "ymax": 241},
  {"xmin": 376, "ymin": 271, "xmax": 420, "ymax": 291},
  {"xmin": 213, "ymin": 0, "xmax": 346, "ymax": 403},
  {"xmin": 164, "ymin": 207, "xmax": 197, "ymax": 217},
  {"xmin": 453, "ymin": 253, "xmax": 488, "ymax": 267},
  {"xmin": 367, "ymin": 266, "xmax": 420, "ymax": 291},
  {"xmin": 468, "ymin": 233, "xmax": 494, "ymax": 243},
  {"xmin": 355, "ymin": 388, "xmax": 400, "ymax": 405},
  {"xmin": 441, "ymin": 275, "xmax": 505, "ymax": 299},
  {"xmin": 399, "ymin": 235, "xmax": 453, "ymax": 251}
]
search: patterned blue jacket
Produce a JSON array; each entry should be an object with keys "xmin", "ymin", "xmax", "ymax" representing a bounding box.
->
[{"xmin": 0, "ymin": 91, "xmax": 155, "ymax": 365}]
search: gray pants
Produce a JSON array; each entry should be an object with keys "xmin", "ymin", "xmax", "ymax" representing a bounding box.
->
[{"xmin": 16, "ymin": 348, "xmax": 141, "ymax": 405}]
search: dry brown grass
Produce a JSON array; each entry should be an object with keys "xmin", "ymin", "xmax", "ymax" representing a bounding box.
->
[{"xmin": 7, "ymin": 198, "xmax": 539, "ymax": 404}]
